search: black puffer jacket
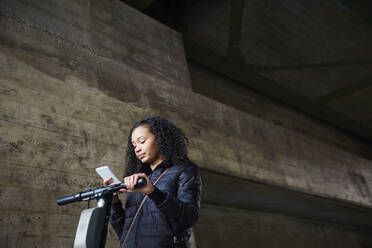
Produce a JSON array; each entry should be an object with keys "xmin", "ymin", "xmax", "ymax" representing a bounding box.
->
[{"xmin": 110, "ymin": 160, "xmax": 202, "ymax": 248}]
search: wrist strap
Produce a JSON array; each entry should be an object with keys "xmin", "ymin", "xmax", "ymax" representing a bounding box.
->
[{"xmin": 121, "ymin": 168, "xmax": 169, "ymax": 248}]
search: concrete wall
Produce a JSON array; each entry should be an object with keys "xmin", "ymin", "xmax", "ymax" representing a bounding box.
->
[
  {"xmin": 189, "ymin": 61, "xmax": 372, "ymax": 161},
  {"xmin": 196, "ymin": 204, "xmax": 372, "ymax": 248},
  {"xmin": 0, "ymin": 0, "xmax": 372, "ymax": 247},
  {"xmin": 0, "ymin": 0, "xmax": 191, "ymax": 247},
  {"xmin": 188, "ymin": 61, "xmax": 372, "ymax": 207}
]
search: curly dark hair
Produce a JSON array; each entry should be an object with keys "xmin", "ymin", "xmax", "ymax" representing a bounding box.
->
[{"xmin": 124, "ymin": 116, "xmax": 190, "ymax": 176}]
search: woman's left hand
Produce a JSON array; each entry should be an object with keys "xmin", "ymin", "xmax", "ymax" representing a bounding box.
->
[{"xmin": 123, "ymin": 173, "xmax": 154, "ymax": 195}]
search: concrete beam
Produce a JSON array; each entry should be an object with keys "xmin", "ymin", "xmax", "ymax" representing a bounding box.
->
[
  {"xmin": 120, "ymin": 0, "xmax": 155, "ymax": 10},
  {"xmin": 196, "ymin": 204, "xmax": 372, "ymax": 248},
  {"xmin": 183, "ymin": 35, "xmax": 372, "ymax": 142},
  {"xmin": 316, "ymin": 76, "xmax": 372, "ymax": 103},
  {"xmin": 256, "ymin": 60, "xmax": 372, "ymax": 72},
  {"xmin": 227, "ymin": 0, "xmax": 245, "ymax": 62},
  {"xmin": 201, "ymin": 168, "xmax": 372, "ymax": 230}
]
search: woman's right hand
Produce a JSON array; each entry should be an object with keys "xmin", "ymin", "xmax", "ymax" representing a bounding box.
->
[{"xmin": 103, "ymin": 177, "xmax": 123, "ymax": 203}]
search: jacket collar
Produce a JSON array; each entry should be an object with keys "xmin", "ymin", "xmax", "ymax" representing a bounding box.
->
[{"xmin": 143, "ymin": 159, "xmax": 171, "ymax": 176}]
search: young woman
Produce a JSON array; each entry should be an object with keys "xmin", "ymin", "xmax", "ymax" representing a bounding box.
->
[{"xmin": 104, "ymin": 116, "xmax": 202, "ymax": 248}]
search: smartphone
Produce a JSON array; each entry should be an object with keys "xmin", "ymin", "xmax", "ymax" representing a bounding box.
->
[{"xmin": 95, "ymin": 166, "xmax": 120, "ymax": 184}]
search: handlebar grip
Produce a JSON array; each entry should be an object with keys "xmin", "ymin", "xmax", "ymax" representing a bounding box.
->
[
  {"xmin": 57, "ymin": 193, "xmax": 80, "ymax": 206},
  {"xmin": 134, "ymin": 177, "xmax": 147, "ymax": 189},
  {"xmin": 56, "ymin": 177, "xmax": 147, "ymax": 206}
]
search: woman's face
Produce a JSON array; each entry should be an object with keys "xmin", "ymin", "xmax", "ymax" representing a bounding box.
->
[{"xmin": 131, "ymin": 125, "xmax": 164, "ymax": 167}]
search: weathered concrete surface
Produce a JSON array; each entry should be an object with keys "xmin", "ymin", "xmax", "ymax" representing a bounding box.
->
[
  {"xmin": 200, "ymin": 168, "xmax": 372, "ymax": 229},
  {"xmin": 189, "ymin": 61, "xmax": 372, "ymax": 160},
  {"xmin": 184, "ymin": 0, "xmax": 372, "ymax": 145},
  {"xmin": 0, "ymin": 0, "xmax": 372, "ymax": 248},
  {"xmin": 195, "ymin": 204, "xmax": 372, "ymax": 248},
  {"xmin": 0, "ymin": 0, "xmax": 191, "ymax": 90}
]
